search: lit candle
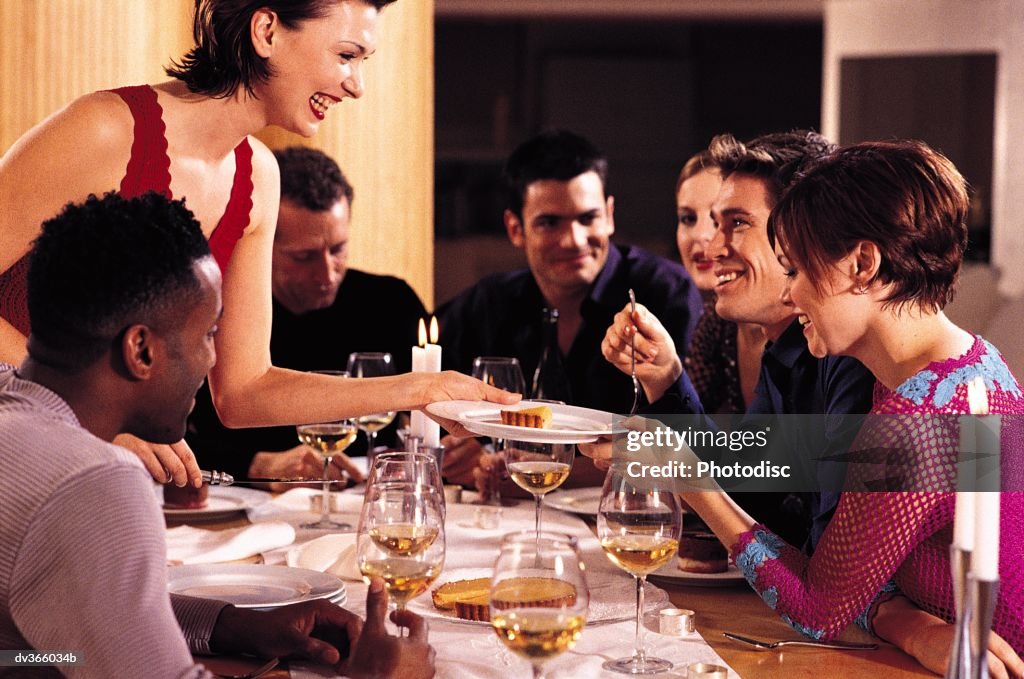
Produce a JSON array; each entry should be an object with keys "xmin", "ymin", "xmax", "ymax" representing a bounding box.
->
[
  {"xmin": 410, "ymin": 319, "xmax": 427, "ymax": 441},
  {"xmin": 968, "ymin": 377, "xmax": 1001, "ymax": 582},
  {"xmin": 422, "ymin": 317, "xmax": 442, "ymax": 447}
]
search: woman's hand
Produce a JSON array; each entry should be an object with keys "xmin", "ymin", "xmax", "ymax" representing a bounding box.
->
[
  {"xmin": 601, "ymin": 303, "xmax": 682, "ymax": 403},
  {"xmin": 420, "ymin": 371, "xmax": 520, "ymax": 437},
  {"xmin": 113, "ymin": 434, "xmax": 202, "ymax": 487}
]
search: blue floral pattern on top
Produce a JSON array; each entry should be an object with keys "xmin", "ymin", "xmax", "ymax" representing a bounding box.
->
[
  {"xmin": 736, "ymin": 528, "xmax": 785, "ymax": 584},
  {"xmin": 896, "ymin": 339, "xmax": 1022, "ymax": 408},
  {"xmin": 895, "ymin": 370, "xmax": 938, "ymax": 406},
  {"xmin": 781, "ymin": 615, "xmax": 826, "ymax": 640}
]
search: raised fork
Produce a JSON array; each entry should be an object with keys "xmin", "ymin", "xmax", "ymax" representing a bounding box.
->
[
  {"xmin": 723, "ymin": 632, "xmax": 878, "ymax": 651},
  {"xmin": 215, "ymin": 657, "xmax": 280, "ymax": 679},
  {"xmin": 628, "ymin": 288, "xmax": 640, "ymax": 415}
]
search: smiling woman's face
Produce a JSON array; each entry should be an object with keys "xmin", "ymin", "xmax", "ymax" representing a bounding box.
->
[
  {"xmin": 256, "ymin": 1, "xmax": 380, "ymax": 137},
  {"xmin": 675, "ymin": 168, "xmax": 721, "ymax": 291}
]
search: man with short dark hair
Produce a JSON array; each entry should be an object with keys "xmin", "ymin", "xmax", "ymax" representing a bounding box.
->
[
  {"xmin": 0, "ymin": 192, "xmax": 435, "ymax": 678},
  {"xmin": 188, "ymin": 147, "xmax": 427, "ymax": 484},
  {"xmin": 438, "ymin": 129, "xmax": 703, "ymax": 491}
]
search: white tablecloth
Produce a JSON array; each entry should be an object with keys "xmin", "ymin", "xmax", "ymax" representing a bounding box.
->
[{"xmin": 239, "ymin": 491, "xmax": 740, "ymax": 679}]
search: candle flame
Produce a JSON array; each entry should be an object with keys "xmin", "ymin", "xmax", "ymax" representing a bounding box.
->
[
  {"xmin": 429, "ymin": 316, "xmax": 439, "ymax": 344},
  {"xmin": 967, "ymin": 376, "xmax": 989, "ymax": 415},
  {"xmin": 418, "ymin": 318, "xmax": 427, "ymax": 347}
]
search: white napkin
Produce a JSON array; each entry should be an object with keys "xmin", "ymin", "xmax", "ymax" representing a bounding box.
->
[
  {"xmin": 248, "ymin": 487, "xmax": 365, "ymax": 522},
  {"xmin": 286, "ymin": 533, "xmax": 361, "ymax": 581},
  {"xmin": 166, "ymin": 521, "xmax": 295, "ymax": 565}
]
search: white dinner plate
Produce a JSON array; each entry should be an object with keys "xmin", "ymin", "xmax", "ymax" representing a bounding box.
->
[
  {"xmin": 648, "ymin": 561, "xmax": 746, "ymax": 587},
  {"xmin": 542, "ymin": 487, "xmax": 603, "ymax": 516},
  {"xmin": 162, "ymin": 485, "xmax": 268, "ymax": 521},
  {"xmin": 426, "ymin": 400, "xmax": 625, "ymax": 444},
  {"xmin": 167, "ymin": 564, "xmax": 346, "ymax": 608}
]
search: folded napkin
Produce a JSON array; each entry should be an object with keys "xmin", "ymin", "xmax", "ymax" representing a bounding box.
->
[
  {"xmin": 166, "ymin": 521, "xmax": 296, "ymax": 565},
  {"xmin": 287, "ymin": 533, "xmax": 361, "ymax": 581}
]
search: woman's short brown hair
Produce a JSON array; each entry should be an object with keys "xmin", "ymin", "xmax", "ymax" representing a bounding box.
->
[
  {"xmin": 769, "ymin": 140, "xmax": 969, "ymax": 312},
  {"xmin": 166, "ymin": 0, "xmax": 397, "ymax": 98}
]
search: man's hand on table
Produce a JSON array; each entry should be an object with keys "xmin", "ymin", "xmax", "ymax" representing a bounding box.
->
[
  {"xmin": 345, "ymin": 577, "xmax": 436, "ymax": 679},
  {"xmin": 114, "ymin": 433, "xmax": 203, "ymax": 487},
  {"xmin": 208, "ymin": 578, "xmax": 435, "ymax": 678},
  {"xmin": 210, "ymin": 598, "xmax": 361, "ymax": 668},
  {"xmin": 250, "ymin": 445, "xmax": 366, "ymax": 492}
]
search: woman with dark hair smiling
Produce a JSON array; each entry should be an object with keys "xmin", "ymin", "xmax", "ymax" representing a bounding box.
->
[
  {"xmin": 679, "ymin": 140, "xmax": 1024, "ymax": 676},
  {"xmin": 0, "ymin": 0, "xmax": 515, "ymax": 486}
]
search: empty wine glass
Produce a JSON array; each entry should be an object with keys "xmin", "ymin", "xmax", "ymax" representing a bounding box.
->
[
  {"xmin": 490, "ymin": 531, "xmax": 589, "ymax": 679},
  {"xmin": 471, "ymin": 356, "xmax": 526, "ymax": 506},
  {"xmin": 298, "ymin": 370, "xmax": 357, "ymax": 530},
  {"xmin": 503, "ymin": 439, "xmax": 574, "ymax": 542},
  {"xmin": 597, "ymin": 462, "xmax": 682, "ymax": 674},
  {"xmin": 357, "ymin": 481, "xmax": 446, "ymax": 614},
  {"xmin": 347, "ymin": 352, "xmax": 397, "ymax": 463}
]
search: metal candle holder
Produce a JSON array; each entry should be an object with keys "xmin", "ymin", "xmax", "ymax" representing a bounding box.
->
[
  {"xmin": 945, "ymin": 545, "xmax": 972, "ymax": 679},
  {"xmin": 969, "ymin": 575, "xmax": 998, "ymax": 679}
]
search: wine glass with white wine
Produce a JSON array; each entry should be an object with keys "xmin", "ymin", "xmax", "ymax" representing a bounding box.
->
[
  {"xmin": 346, "ymin": 352, "xmax": 397, "ymax": 463},
  {"xmin": 597, "ymin": 462, "xmax": 681, "ymax": 674},
  {"xmin": 503, "ymin": 439, "xmax": 574, "ymax": 542},
  {"xmin": 490, "ymin": 531, "xmax": 589, "ymax": 679},
  {"xmin": 471, "ymin": 356, "xmax": 526, "ymax": 506},
  {"xmin": 297, "ymin": 370, "xmax": 357, "ymax": 530},
  {"xmin": 357, "ymin": 481, "xmax": 446, "ymax": 613}
]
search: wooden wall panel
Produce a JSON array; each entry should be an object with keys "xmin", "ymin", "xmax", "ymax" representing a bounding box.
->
[
  {"xmin": 2, "ymin": 0, "xmax": 435, "ymax": 306},
  {"xmin": 0, "ymin": 0, "xmax": 190, "ymax": 151},
  {"xmin": 257, "ymin": 2, "xmax": 436, "ymax": 307}
]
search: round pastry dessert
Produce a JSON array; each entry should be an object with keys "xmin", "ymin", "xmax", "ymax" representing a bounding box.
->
[
  {"xmin": 163, "ymin": 483, "xmax": 209, "ymax": 509},
  {"xmin": 431, "ymin": 576, "xmax": 577, "ymax": 622},
  {"xmin": 677, "ymin": 531, "xmax": 728, "ymax": 574}
]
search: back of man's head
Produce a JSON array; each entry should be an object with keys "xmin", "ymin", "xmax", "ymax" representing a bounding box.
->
[
  {"xmin": 504, "ymin": 129, "xmax": 609, "ymax": 218},
  {"xmin": 708, "ymin": 130, "xmax": 835, "ymax": 207},
  {"xmin": 275, "ymin": 146, "xmax": 353, "ymax": 212},
  {"xmin": 27, "ymin": 191, "xmax": 210, "ymax": 371}
]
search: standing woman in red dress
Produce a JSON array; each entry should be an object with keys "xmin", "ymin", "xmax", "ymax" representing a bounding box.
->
[{"xmin": 0, "ymin": 0, "xmax": 515, "ymax": 485}]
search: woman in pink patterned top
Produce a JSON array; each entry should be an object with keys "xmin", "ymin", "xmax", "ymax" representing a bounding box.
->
[{"xmin": 684, "ymin": 140, "xmax": 1023, "ymax": 677}]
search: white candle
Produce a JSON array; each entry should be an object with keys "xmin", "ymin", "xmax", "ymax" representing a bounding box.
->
[
  {"xmin": 410, "ymin": 322, "xmax": 427, "ymax": 441},
  {"xmin": 965, "ymin": 376, "xmax": 1001, "ymax": 581},
  {"xmin": 954, "ymin": 412, "xmax": 976, "ymax": 551},
  {"xmin": 423, "ymin": 317, "xmax": 442, "ymax": 447},
  {"xmin": 974, "ymin": 490, "xmax": 1001, "ymax": 581}
]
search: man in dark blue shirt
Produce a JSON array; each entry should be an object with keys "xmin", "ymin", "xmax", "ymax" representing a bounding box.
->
[
  {"xmin": 438, "ymin": 130, "xmax": 702, "ymax": 491},
  {"xmin": 592, "ymin": 131, "xmax": 874, "ymax": 551}
]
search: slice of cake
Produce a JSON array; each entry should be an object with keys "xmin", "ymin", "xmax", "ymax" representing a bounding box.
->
[
  {"xmin": 432, "ymin": 576, "xmax": 577, "ymax": 622},
  {"xmin": 499, "ymin": 405, "xmax": 553, "ymax": 429},
  {"xmin": 677, "ymin": 531, "xmax": 728, "ymax": 574}
]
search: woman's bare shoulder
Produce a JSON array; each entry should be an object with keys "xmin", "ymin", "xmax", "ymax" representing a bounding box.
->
[{"xmin": 245, "ymin": 136, "xmax": 281, "ymax": 233}]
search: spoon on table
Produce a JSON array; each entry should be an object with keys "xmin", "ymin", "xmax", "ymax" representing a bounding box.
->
[
  {"xmin": 215, "ymin": 657, "xmax": 280, "ymax": 679},
  {"xmin": 723, "ymin": 632, "xmax": 878, "ymax": 651}
]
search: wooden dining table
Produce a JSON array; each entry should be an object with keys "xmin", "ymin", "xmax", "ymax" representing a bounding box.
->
[{"xmin": 177, "ymin": 505, "xmax": 932, "ymax": 679}]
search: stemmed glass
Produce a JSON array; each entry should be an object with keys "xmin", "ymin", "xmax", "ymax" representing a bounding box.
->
[
  {"xmin": 297, "ymin": 370, "xmax": 357, "ymax": 530},
  {"xmin": 357, "ymin": 480, "xmax": 446, "ymax": 614},
  {"xmin": 471, "ymin": 356, "xmax": 526, "ymax": 505},
  {"xmin": 490, "ymin": 531, "xmax": 590, "ymax": 679},
  {"xmin": 503, "ymin": 440, "xmax": 574, "ymax": 541},
  {"xmin": 347, "ymin": 352, "xmax": 397, "ymax": 462},
  {"xmin": 597, "ymin": 462, "xmax": 682, "ymax": 674}
]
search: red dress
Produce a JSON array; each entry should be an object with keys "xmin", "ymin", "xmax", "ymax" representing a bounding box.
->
[{"xmin": 0, "ymin": 84, "xmax": 253, "ymax": 336}]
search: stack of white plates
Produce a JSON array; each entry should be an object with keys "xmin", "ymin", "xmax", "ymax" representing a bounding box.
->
[{"xmin": 167, "ymin": 563, "xmax": 347, "ymax": 609}]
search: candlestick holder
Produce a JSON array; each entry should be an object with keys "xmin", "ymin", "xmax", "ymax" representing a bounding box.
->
[
  {"xmin": 945, "ymin": 545, "xmax": 972, "ymax": 679},
  {"xmin": 968, "ymin": 574, "xmax": 998, "ymax": 679},
  {"xmin": 404, "ymin": 434, "xmax": 423, "ymax": 454}
]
